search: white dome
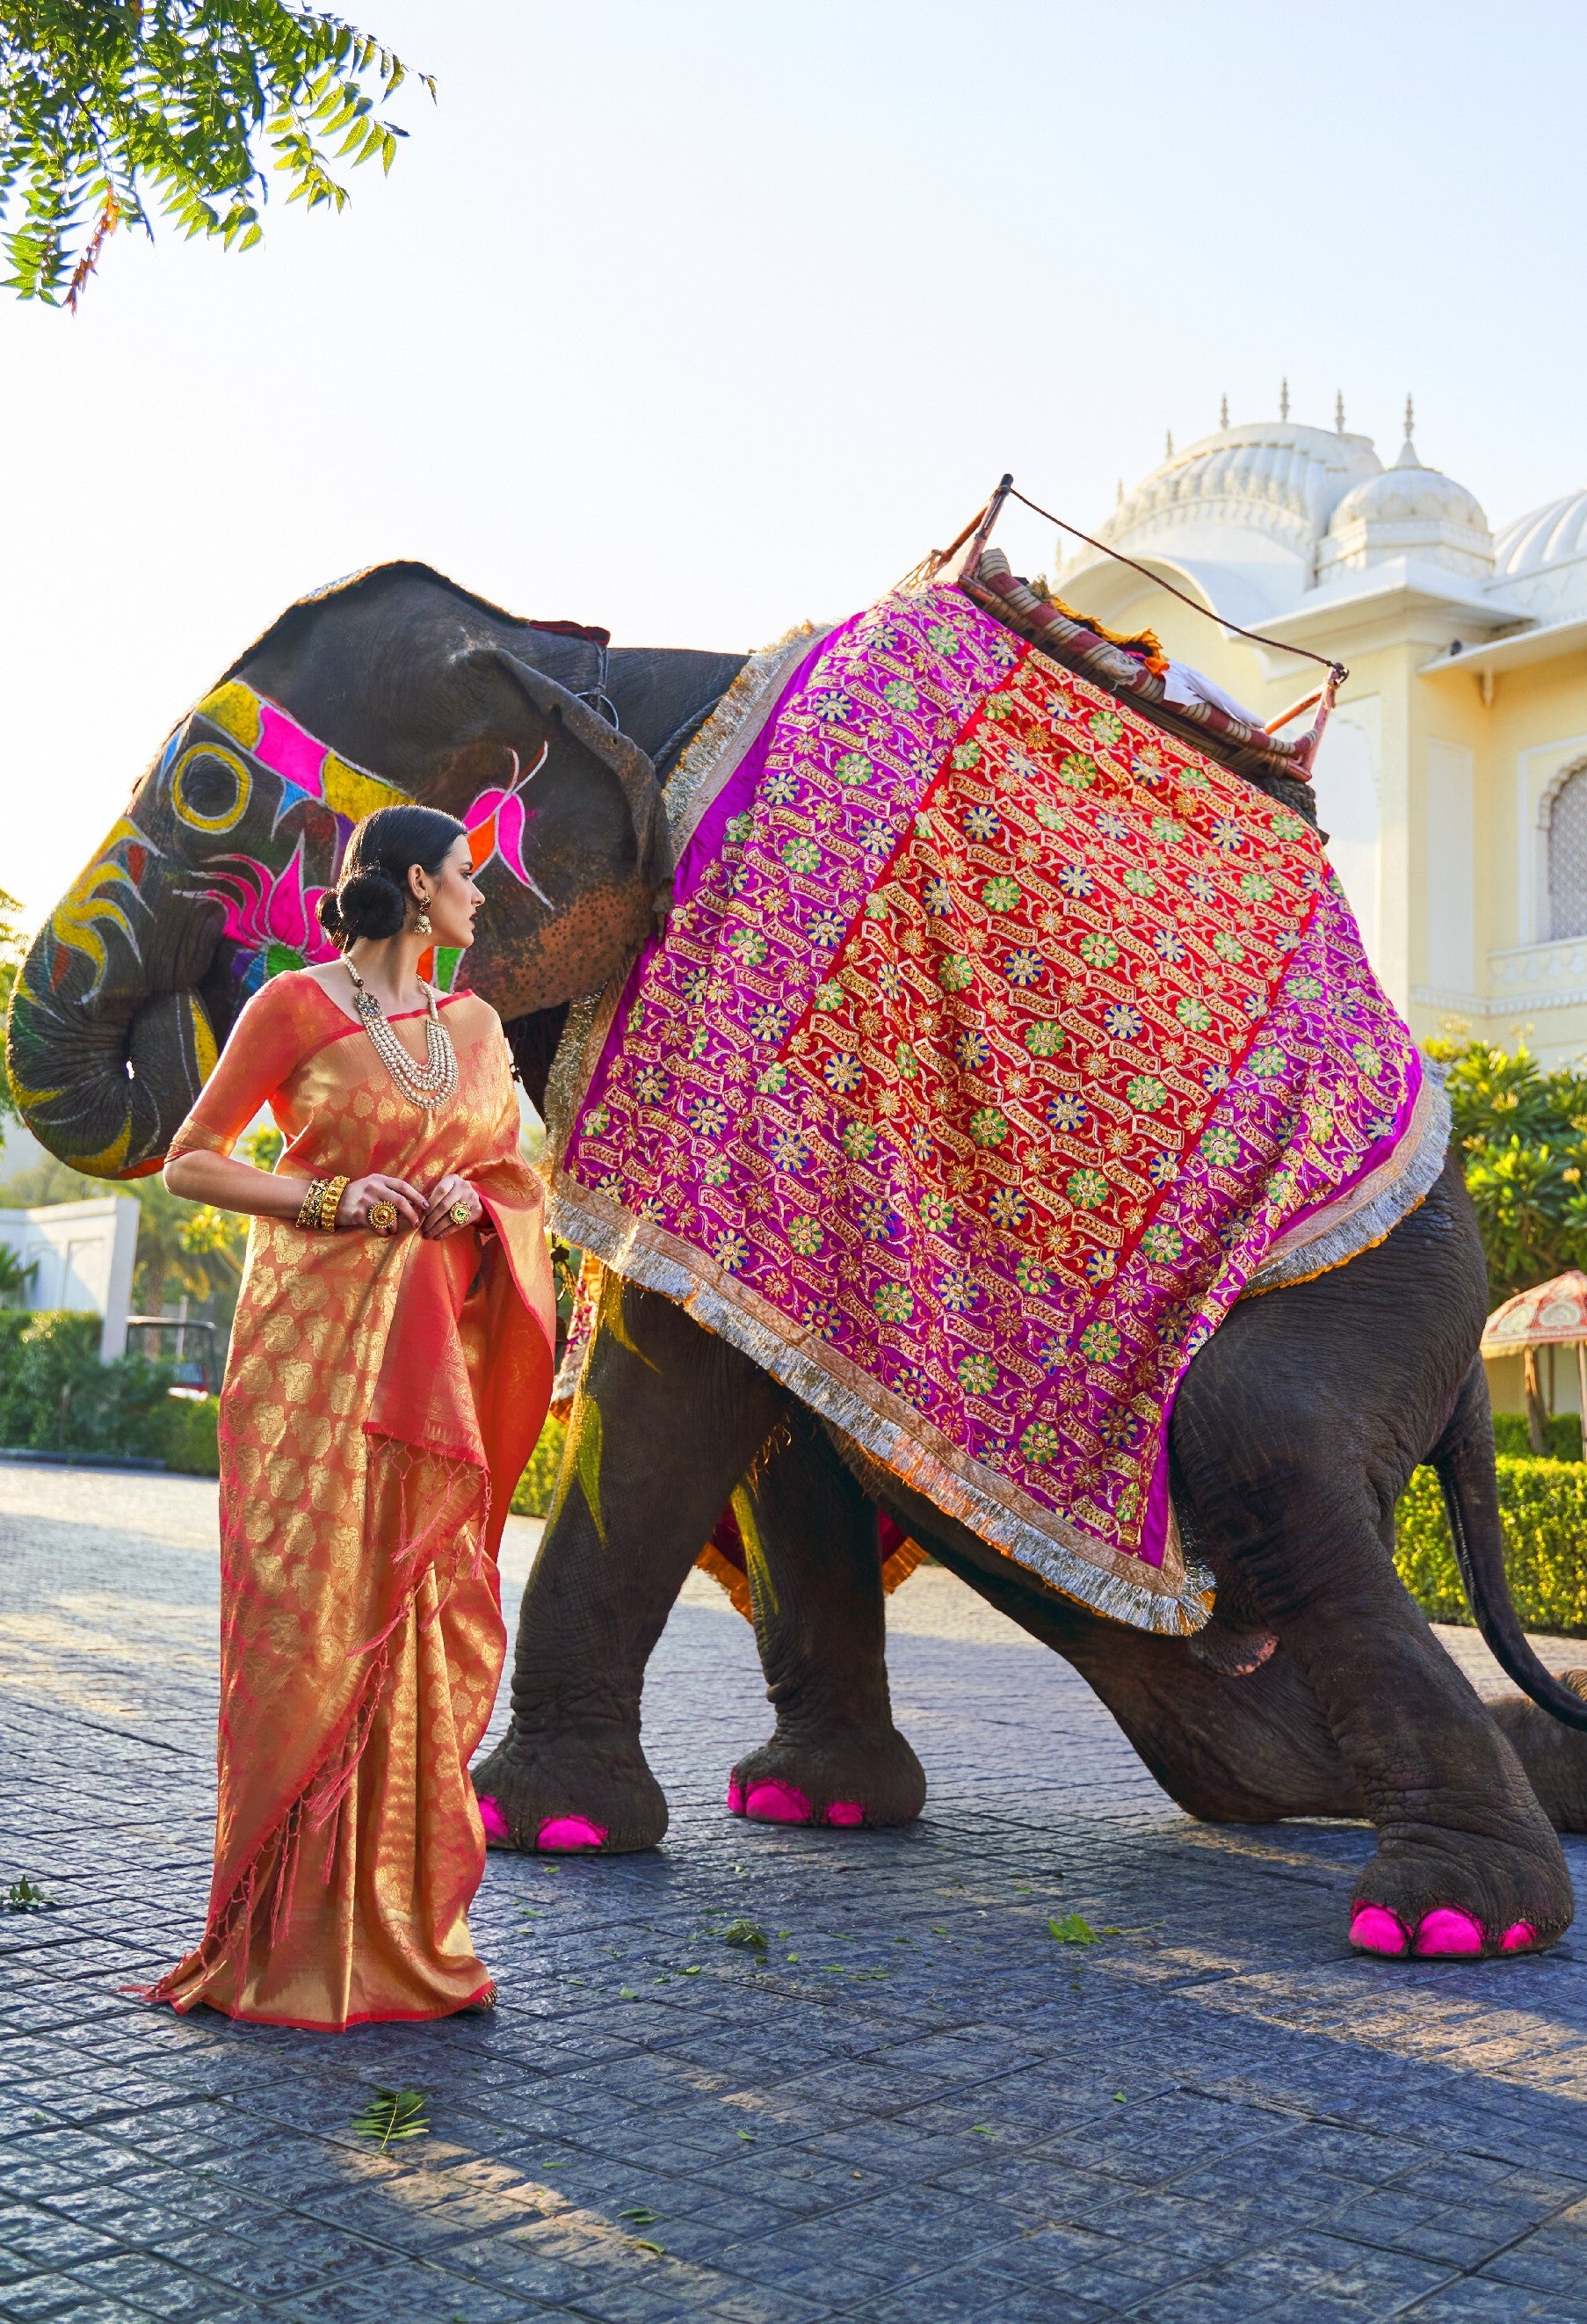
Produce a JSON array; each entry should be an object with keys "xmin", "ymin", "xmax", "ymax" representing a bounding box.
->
[
  {"xmin": 1318, "ymin": 435, "xmax": 1493, "ymax": 582},
  {"xmin": 1492, "ymin": 489, "xmax": 1587, "ymax": 621},
  {"xmin": 1057, "ymin": 419, "xmax": 1381, "ymax": 623},
  {"xmin": 1101, "ymin": 421, "xmax": 1380, "ymax": 561}
]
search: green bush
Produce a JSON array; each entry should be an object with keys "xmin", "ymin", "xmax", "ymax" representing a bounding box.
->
[
  {"xmin": 1493, "ymin": 1411, "xmax": 1582, "ymax": 1461},
  {"xmin": 511, "ymin": 1414, "xmax": 567, "ymax": 1518},
  {"xmin": 163, "ymin": 1395, "xmax": 220, "ymax": 1477},
  {"xmin": 1395, "ymin": 1459, "xmax": 1587, "ymax": 1637},
  {"xmin": 0, "ymin": 1311, "xmax": 176, "ymax": 1459}
]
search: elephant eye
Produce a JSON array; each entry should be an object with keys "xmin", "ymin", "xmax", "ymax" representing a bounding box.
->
[{"xmin": 172, "ymin": 744, "xmax": 251, "ymax": 834}]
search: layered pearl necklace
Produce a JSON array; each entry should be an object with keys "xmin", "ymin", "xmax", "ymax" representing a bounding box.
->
[{"xmin": 345, "ymin": 962, "xmax": 459, "ymax": 1110}]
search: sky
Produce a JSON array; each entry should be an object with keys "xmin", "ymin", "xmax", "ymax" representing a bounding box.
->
[{"xmin": 4, "ymin": 0, "xmax": 1585, "ymax": 930}]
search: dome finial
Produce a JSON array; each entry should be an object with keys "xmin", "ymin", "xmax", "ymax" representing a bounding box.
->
[
  {"xmin": 1403, "ymin": 391, "xmax": 1416, "ymax": 447},
  {"xmin": 1220, "ymin": 391, "xmax": 1229, "ymax": 430},
  {"xmin": 1335, "ymin": 389, "xmax": 1345, "ymax": 434},
  {"xmin": 1279, "ymin": 377, "xmax": 1290, "ymax": 422},
  {"xmin": 1116, "ymin": 476, "xmax": 1123, "ymax": 506},
  {"xmin": 1165, "ymin": 426, "xmax": 1173, "ymax": 458}
]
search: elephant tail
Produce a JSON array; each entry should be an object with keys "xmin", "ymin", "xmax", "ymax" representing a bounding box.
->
[{"xmin": 1430, "ymin": 1355, "xmax": 1587, "ymax": 1730}]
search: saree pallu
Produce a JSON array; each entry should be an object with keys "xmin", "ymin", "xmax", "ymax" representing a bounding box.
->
[{"xmin": 149, "ymin": 974, "xmax": 554, "ymax": 2029}]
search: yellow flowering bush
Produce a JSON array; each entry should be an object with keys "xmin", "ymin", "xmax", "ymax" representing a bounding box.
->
[{"xmin": 1395, "ymin": 1459, "xmax": 1587, "ymax": 1637}]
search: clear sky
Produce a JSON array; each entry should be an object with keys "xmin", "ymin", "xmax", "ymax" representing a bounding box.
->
[{"xmin": 4, "ymin": 0, "xmax": 1584, "ymax": 929}]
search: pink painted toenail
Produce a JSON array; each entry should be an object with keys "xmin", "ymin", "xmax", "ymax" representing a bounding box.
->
[
  {"xmin": 477, "ymin": 1793, "xmax": 509, "ymax": 1846},
  {"xmin": 1413, "ymin": 1907, "xmax": 1484, "ymax": 1957},
  {"xmin": 535, "ymin": 1815, "xmax": 607, "ymax": 1851},
  {"xmin": 744, "ymin": 1780, "xmax": 812, "ymax": 1824},
  {"xmin": 825, "ymin": 1801, "xmax": 864, "ymax": 1827},
  {"xmin": 1500, "ymin": 1921, "xmax": 1538, "ymax": 1952},
  {"xmin": 1350, "ymin": 1903, "xmax": 1409, "ymax": 1957},
  {"xmin": 727, "ymin": 1776, "xmax": 745, "ymax": 1814}
]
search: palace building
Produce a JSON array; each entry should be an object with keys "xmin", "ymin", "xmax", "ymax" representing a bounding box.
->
[{"xmin": 1052, "ymin": 398, "xmax": 1587, "ymax": 1065}]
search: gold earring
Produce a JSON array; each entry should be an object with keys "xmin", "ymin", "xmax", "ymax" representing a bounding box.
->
[{"xmin": 416, "ymin": 900, "xmax": 432, "ymax": 937}]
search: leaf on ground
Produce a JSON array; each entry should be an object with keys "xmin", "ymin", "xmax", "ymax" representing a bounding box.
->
[
  {"xmin": 736, "ymin": 2129, "xmax": 757, "ymax": 2141},
  {"xmin": 631, "ymin": 2238, "xmax": 665, "ymax": 2255},
  {"xmin": 619, "ymin": 2206, "xmax": 659, "ymax": 2222},
  {"xmin": 722, "ymin": 1917, "xmax": 767, "ymax": 1950},
  {"xmin": 351, "ymin": 2088, "xmax": 428, "ymax": 2149},
  {"xmin": 682, "ymin": 1965, "xmax": 701, "ymax": 1976},
  {"xmin": 3, "ymin": 1877, "xmax": 56, "ymax": 1913},
  {"xmin": 1113, "ymin": 2091, "xmax": 1127, "ymax": 2103},
  {"xmin": 1048, "ymin": 1912, "xmax": 1100, "ymax": 1945},
  {"xmin": 619, "ymin": 1986, "xmax": 639, "ymax": 2001}
]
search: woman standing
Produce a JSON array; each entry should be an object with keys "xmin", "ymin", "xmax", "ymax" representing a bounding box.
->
[{"xmin": 154, "ymin": 805, "xmax": 554, "ymax": 2029}]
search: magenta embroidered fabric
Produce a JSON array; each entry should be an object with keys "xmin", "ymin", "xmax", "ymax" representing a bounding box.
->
[{"xmin": 547, "ymin": 587, "xmax": 1442, "ymax": 1630}]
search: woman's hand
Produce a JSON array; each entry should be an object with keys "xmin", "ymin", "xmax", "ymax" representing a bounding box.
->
[
  {"xmin": 420, "ymin": 1172, "xmax": 482, "ymax": 1240},
  {"xmin": 337, "ymin": 1173, "xmax": 426, "ymax": 1236}
]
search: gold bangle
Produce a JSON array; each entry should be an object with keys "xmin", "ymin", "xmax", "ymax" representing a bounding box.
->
[
  {"xmin": 319, "ymin": 1175, "xmax": 350, "ymax": 1232},
  {"xmin": 296, "ymin": 1178, "xmax": 325, "ymax": 1231}
]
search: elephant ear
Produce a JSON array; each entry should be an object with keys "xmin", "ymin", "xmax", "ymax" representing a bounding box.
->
[{"xmin": 433, "ymin": 648, "xmax": 673, "ymax": 1020}]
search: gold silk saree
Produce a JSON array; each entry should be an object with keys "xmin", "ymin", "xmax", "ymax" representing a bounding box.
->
[{"xmin": 150, "ymin": 972, "xmax": 554, "ymax": 2029}]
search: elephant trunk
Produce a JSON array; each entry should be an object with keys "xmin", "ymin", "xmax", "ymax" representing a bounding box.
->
[{"xmin": 7, "ymin": 808, "xmax": 226, "ymax": 1180}]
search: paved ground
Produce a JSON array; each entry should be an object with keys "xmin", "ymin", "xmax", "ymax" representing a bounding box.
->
[{"xmin": 5, "ymin": 1464, "xmax": 1587, "ymax": 2323}]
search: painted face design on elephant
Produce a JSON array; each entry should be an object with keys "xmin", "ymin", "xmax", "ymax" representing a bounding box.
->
[{"xmin": 8, "ymin": 561, "xmax": 728, "ymax": 1185}]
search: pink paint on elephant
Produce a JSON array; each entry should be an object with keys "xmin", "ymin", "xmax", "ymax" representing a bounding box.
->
[
  {"xmin": 825, "ymin": 1802, "xmax": 865, "ymax": 1827},
  {"xmin": 476, "ymin": 1792, "xmax": 509, "ymax": 1846},
  {"xmin": 1412, "ymin": 1907, "xmax": 1484, "ymax": 1957},
  {"xmin": 726, "ymin": 1777, "xmax": 745, "ymax": 1814},
  {"xmin": 1500, "ymin": 1921, "xmax": 1539, "ymax": 1952},
  {"xmin": 744, "ymin": 1780, "xmax": 813, "ymax": 1824},
  {"xmin": 1349, "ymin": 1903, "xmax": 1409, "ymax": 1957},
  {"xmin": 536, "ymin": 1815, "xmax": 607, "ymax": 1851}
]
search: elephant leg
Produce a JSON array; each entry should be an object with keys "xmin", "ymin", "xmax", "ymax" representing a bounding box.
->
[
  {"xmin": 727, "ymin": 1408, "xmax": 925, "ymax": 1831},
  {"xmin": 472, "ymin": 1276, "xmax": 786, "ymax": 1854},
  {"xmin": 1171, "ymin": 1343, "xmax": 1573, "ymax": 1961}
]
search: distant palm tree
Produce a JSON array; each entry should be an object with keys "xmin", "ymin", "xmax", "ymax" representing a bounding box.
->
[{"xmin": 0, "ymin": 1246, "xmax": 36, "ymax": 1308}]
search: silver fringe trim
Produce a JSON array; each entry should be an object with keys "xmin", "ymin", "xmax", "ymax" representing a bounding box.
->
[
  {"xmin": 1243, "ymin": 1071, "xmax": 1451, "ymax": 1297},
  {"xmin": 546, "ymin": 1173, "xmax": 1216, "ymax": 1636}
]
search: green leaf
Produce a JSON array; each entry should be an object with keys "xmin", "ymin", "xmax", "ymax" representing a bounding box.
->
[
  {"xmin": 1048, "ymin": 1913, "xmax": 1100, "ymax": 1945},
  {"xmin": 351, "ymin": 2087, "xmax": 428, "ymax": 2149},
  {"xmin": 619, "ymin": 2207, "xmax": 659, "ymax": 2223},
  {"xmin": 721, "ymin": 1918, "xmax": 767, "ymax": 1951},
  {"xmin": 3, "ymin": 1877, "xmax": 56, "ymax": 1913}
]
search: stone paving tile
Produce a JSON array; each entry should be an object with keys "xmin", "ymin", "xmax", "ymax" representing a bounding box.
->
[{"xmin": 9, "ymin": 1465, "xmax": 1587, "ymax": 2323}]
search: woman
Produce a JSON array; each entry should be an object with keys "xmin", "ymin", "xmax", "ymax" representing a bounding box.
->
[{"xmin": 154, "ymin": 804, "xmax": 554, "ymax": 2028}]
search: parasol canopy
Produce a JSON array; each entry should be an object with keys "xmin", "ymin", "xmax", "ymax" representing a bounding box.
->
[{"xmin": 1482, "ymin": 1272, "xmax": 1587, "ymax": 1352}]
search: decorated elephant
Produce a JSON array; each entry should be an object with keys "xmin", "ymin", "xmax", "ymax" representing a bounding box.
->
[{"xmin": 17, "ymin": 558, "xmax": 1587, "ymax": 1971}]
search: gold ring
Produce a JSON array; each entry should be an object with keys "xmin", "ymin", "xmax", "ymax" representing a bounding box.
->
[
  {"xmin": 449, "ymin": 1200, "xmax": 473, "ymax": 1227},
  {"xmin": 368, "ymin": 1199, "xmax": 399, "ymax": 1236}
]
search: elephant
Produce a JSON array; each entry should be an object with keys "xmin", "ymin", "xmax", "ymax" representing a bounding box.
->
[
  {"xmin": 18, "ymin": 559, "xmax": 1587, "ymax": 1968},
  {"xmin": 7, "ymin": 562, "xmax": 745, "ymax": 1179}
]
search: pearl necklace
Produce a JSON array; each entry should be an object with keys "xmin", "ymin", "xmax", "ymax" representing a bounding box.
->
[{"xmin": 345, "ymin": 964, "xmax": 459, "ymax": 1110}]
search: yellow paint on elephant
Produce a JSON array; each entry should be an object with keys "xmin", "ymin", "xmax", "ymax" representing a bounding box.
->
[
  {"xmin": 46, "ymin": 817, "xmax": 149, "ymax": 999},
  {"xmin": 729, "ymin": 1486, "xmax": 779, "ymax": 1621},
  {"xmin": 322, "ymin": 755, "xmax": 408, "ymax": 822},
  {"xmin": 188, "ymin": 992, "xmax": 219, "ymax": 1083},
  {"xmin": 70, "ymin": 1121, "xmax": 132, "ymax": 1179},
  {"xmin": 545, "ymin": 1386, "xmax": 606, "ymax": 1547},
  {"xmin": 195, "ymin": 682, "xmax": 264, "ymax": 749}
]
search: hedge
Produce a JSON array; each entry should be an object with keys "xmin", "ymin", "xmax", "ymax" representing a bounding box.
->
[{"xmin": 1395, "ymin": 1459, "xmax": 1587, "ymax": 1638}]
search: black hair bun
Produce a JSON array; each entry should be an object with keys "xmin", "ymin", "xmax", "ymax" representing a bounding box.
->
[{"xmin": 326, "ymin": 867, "xmax": 406, "ymax": 946}]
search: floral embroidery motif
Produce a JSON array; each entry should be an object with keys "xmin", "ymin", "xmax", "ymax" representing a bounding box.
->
[{"xmin": 558, "ymin": 585, "xmax": 1423, "ymax": 1605}]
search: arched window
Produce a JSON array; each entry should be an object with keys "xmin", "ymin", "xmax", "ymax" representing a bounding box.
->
[{"xmin": 1547, "ymin": 761, "xmax": 1587, "ymax": 940}]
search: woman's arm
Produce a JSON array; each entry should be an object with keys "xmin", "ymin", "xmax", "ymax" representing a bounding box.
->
[{"xmin": 163, "ymin": 1148, "xmax": 428, "ymax": 1232}]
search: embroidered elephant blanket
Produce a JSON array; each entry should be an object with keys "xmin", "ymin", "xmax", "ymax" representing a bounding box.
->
[{"xmin": 545, "ymin": 585, "xmax": 1446, "ymax": 1632}]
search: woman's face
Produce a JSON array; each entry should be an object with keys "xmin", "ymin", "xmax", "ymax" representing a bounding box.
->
[{"xmin": 413, "ymin": 836, "xmax": 484, "ymax": 951}]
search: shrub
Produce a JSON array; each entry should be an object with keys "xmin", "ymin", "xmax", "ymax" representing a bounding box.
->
[
  {"xmin": 511, "ymin": 1414, "xmax": 567, "ymax": 1519},
  {"xmin": 1493, "ymin": 1411, "xmax": 1582, "ymax": 1462},
  {"xmin": 163, "ymin": 1395, "xmax": 220, "ymax": 1478},
  {"xmin": 1395, "ymin": 1459, "xmax": 1587, "ymax": 1637},
  {"xmin": 0, "ymin": 1311, "xmax": 175, "ymax": 1459}
]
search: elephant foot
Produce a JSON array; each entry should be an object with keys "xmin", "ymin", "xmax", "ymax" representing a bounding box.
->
[
  {"xmin": 728, "ymin": 1725, "xmax": 926, "ymax": 1831},
  {"xmin": 1347, "ymin": 1825, "xmax": 1572, "ymax": 1961},
  {"xmin": 470, "ymin": 1725, "xmax": 667, "ymax": 1855}
]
